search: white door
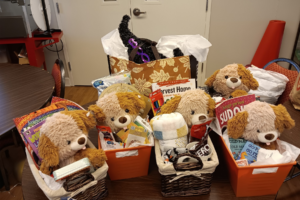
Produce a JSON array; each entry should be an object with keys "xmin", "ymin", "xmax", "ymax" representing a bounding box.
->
[
  {"xmin": 130, "ymin": 0, "xmax": 208, "ymax": 41},
  {"xmin": 55, "ymin": 0, "xmax": 210, "ymax": 85},
  {"xmin": 54, "ymin": 0, "xmax": 131, "ymax": 85}
]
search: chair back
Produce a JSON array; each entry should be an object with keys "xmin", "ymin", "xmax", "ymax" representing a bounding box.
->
[
  {"xmin": 51, "ymin": 59, "xmax": 65, "ymax": 98},
  {"xmin": 263, "ymin": 58, "xmax": 299, "ymax": 104}
]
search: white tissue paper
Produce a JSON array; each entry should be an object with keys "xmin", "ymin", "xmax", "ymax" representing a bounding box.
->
[
  {"xmin": 156, "ymin": 35, "xmax": 212, "ymax": 62},
  {"xmin": 101, "ymin": 29, "xmax": 129, "ymax": 60},
  {"xmin": 39, "ymin": 171, "xmax": 65, "ymax": 190}
]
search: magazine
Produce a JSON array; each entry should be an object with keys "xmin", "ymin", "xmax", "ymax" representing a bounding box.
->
[
  {"xmin": 152, "ymin": 79, "xmax": 196, "ymax": 104},
  {"xmin": 211, "ymin": 94, "xmax": 256, "ymax": 135}
]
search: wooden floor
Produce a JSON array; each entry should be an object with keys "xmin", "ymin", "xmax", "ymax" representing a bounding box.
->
[
  {"xmin": 2, "ymin": 86, "xmax": 300, "ymax": 200},
  {"xmin": 64, "ymin": 86, "xmax": 99, "ymax": 106}
]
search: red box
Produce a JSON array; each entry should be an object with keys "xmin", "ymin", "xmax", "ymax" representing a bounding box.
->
[{"xmin": 98, "ymin": 129, "xmax": 152, "ymax": 180}]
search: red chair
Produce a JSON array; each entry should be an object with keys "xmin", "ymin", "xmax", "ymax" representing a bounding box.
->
[
  {"xmin": 263, "ymin": 58, "xmax": 299, "ymax": 105},
  {"xmin": 51, "ymin": 59, "xmax": 65, "ymax": 98}
]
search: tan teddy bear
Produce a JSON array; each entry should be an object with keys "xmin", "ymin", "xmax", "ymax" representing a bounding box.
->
[
  {"xmin": 205, "ymin": 64, "xmax": 259, "ymax": 98},
  {"xmin": 158, "ymin": 89, "xmax": 215, "ymax": 127},
  {"xmin": 227, "ymin": 101, "xmax": 295, "ymax": 150},
  {"xmin": 88, "ymin": 92, "xmax": 146, "ymax": 132},
  {"xmin": 38, "ymin": 110, "xmax": 107, "ymax": 175}
]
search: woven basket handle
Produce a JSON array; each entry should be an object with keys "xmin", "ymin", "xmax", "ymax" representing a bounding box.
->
[
  {"xmin": 129, "ymin": 38, "xmax": 161, "ymax": 61},
  {"xmin": 173, "ymin": 153, "xmax": 203, "ymax": 172}
]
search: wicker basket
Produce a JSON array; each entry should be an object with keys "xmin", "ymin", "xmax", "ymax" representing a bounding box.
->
[
  {"xmin": 26, "ymin": 139, "xmax": 109, "ymax": 200},
  {"xmin": 64, "ymin": 172, "xmax": 108, "ymax": 200},
  {"xmin": 155, "ymin": 136, "xmax": 219, "ymax": 197}
]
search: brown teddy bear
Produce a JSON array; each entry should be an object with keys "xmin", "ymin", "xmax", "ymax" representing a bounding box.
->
[
  {"xmin": 38, "ymin": 110, "xmax": 107, "ymax": 175},
  {"xmin": 158, "ymin": 89, "xmax": 215, "ymax": 127},
  {"xmin": 227, "ymin": 101, "xmax": 295, "ymax": 150},
  {"xmin": 205, "ymin": 64, "xmax": 259, "ymax": 98},
  {"xmin": 88, "ymin": 92, "xmax": 146, "ymax": 132}
]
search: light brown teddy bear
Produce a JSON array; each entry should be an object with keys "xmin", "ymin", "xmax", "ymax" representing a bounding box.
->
[
  {"xmin": 158, "ymin": 89, "xmax": 215, "ymax": 127},
  {"xmin": 227, "ymin": 101, "xmax": 295, "ymax": 150},
  {"xmin": 38, "ymin": 110, "xmax": 107, "ymax": 175},
  {"xmin": 205, "ymin": 64, "xmax": 259, "ymax": 98},
  {"xmin": 88, "ymin": 92, "xmax": 146, "ymax": 132}
]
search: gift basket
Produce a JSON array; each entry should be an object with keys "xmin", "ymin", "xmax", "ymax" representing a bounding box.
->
[
  {"xmin": 14, "ymin": 97, "xmax": 109, "ymax": 200},
  {"xmin": 90, "ymin": 84, "xmax": 154, "ymax": 180},
  {"xmin": 210, "ymin": 94, "xmax": 300, "ymax": 197},
  {"xmin": 149, "ymin": 88, "xmax": 219, "ymax": 197}
]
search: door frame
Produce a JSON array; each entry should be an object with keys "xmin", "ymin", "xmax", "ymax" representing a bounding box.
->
[
  {"xmin": 53, "ymin": 0, "xmax": 212, "ymax": 87},
  {"xmin": 53, "ymin": 0, "xmax": 75, "ymax": 86}
]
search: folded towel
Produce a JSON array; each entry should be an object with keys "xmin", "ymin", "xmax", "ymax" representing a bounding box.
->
[{"xmin": 150, "ymin": 112, "xmax": 188, "ymax": 140}]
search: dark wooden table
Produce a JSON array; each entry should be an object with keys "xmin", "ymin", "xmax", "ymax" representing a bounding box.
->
[
  {"xmin": 0, "ymin": 63, "xmax": 54, "ymax": 136},
  {"xmin": 22, "ymin": 100, "xmax": 300, "ymax": 200}
]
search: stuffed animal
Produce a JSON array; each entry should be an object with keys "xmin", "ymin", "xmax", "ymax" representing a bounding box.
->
[
  {"xmin": 205, "ymin": 64, "xmax": 259, "ymax": 98},
  {"xmin": 38, "ymin": 110, "xmax": 107, "ymax": 175},
  {"xmin": 119, "ymin": 15, "xmax": 183, "ymax": 64},
  {"xmin": 227, "ymin": 101, "xmax": 295, "ymax": 150},
  {"xmin": 88, "ymin": 92, "xmax": 146, "ymax": 132},
  {"xmin": 158, "ymin": 89, "xmax": 215, "ymax": 127}
]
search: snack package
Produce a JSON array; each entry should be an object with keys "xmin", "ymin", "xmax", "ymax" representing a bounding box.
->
[
  {"xmin": 134, "ymin": 116, "xmax": 152, "ymax": 136},
  {"xmin": 237, "ymin": 141, "xmax": 261, "ymax": 164},
  {"xmin": 92, "ymin": 71, "xmax": 131, "ymax": 96},
  {"xmin": 98, "ymin": 126, "xmax": 124, "ymax": 150},
  {"xmin": 289, "ymin": 72, "xmax": 300, "ymax": 110},
  {"xmin": 229, "ymin": 138, "xmax": 247, "ymax": 160},
  {"xmin": 125, "ymin": 134, "xmax": 146, "ymax": 148}
]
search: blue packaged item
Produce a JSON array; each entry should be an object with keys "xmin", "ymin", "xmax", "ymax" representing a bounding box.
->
[
  {"xmin": 229, "ymin": 138, "xmax": 247, "ymax": 160},
  {"xmin": 237, "ymin": 141, "xmax": 260, "ymax": 164}
]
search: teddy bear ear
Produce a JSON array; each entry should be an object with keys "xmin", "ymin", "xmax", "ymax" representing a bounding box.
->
[
  {"xmin": 271, "ymin": 104, "xmax": 295, "ymax": 132},
  {"xmin": 237, "ymin": 64, "xmax": 259, "ymax": 90},
  {"xmin": 227, "ymin": 111, "xmax": 248, "ymax": 139},
  {"xmin": 231, "ymin": 90, "xmax": 248, "ymax": 98},
  {"xmin": 204, "ymin": 93, "xmax": 216, "ymax": 117},
  {"xmin": 88, "ymin": 105, "xmax": 106, "ymax": 123},
  {"xmin": 205, "ymin": 69, "xmax": 220, "ymax": 87},
  {"xmin": 38, "ymin": 134, "xmax": 59, "ymax": 168},
  {"xmin": 117, "ymin": 92, "xmax": 146, "ymax": 114},
  {"xmin": 159, "ymin": 95, "xmax": 181, "ymax": 115}
]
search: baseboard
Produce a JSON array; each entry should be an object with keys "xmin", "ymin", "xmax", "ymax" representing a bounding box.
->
[{"xmin": 65, "ymin": 77, "xmax": 72, "ymax": 86}]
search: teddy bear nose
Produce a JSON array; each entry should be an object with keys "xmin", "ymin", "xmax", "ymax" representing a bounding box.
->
[
  {"xmin": 230, "ymin": 77, "xmax": 238, "ymax": 83},
  {"xmin": 199, "ymin": 116, "xmax": 206, "ymax": 121},
  {"xmin": 265, "ymin": 134, "xmax": 274, "ymax": 140},
  {"xmin": 78, "ymin": 137, "xmax": 86, "ymax": 145},
  {"xmin": 119, "ymin": 117, "xmax": 127, "ymax": 124}
]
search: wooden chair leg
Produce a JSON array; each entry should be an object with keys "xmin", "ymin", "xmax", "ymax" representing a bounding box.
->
[{"xmin": 0, "ymin": 153, "xmax": 10, "ymax": 191}]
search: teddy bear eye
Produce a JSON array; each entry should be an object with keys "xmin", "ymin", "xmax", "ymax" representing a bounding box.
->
[
  {"xmin": 207, "ymin": 110, "xmax": 209, "ymax": 114},
  {"xmin": 240, "ymin": 76, "xmax": 242, "ymax": 79},
  {"xmin": 67, "ymin": 141, "xmax": 71, "ymax": 145},
  {"xmin": 111, "ymin": 117, "xmax": 115, "ymax": 121},
  {"xmin": 225, "ymin": 76, "xmax": 229, "ymax": 79},
  {"xmin": 125, "ymin": 109, "xmax": 130, "ymax": 113},
  {"xmin": 191, "ymin": 110, "xmax": 195, "ymax": 115},
  {"xmin": 257, "ymin": 130, "xmax": 260, "ymax": 133}
]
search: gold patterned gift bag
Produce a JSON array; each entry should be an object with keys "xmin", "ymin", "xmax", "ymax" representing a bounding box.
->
[{"xmin": 109, "ymin": 38, "xmax": 191, "ymax": 96}]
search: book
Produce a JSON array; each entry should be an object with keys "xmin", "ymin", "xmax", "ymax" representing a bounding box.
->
[
  {"xmin": 237, "ymin": 141, "xmax": 260, "ymax": 164},
  {"xmin": 229, "ymin": 138, "xmax": 247, "ymax": 160},
  {"xmin": 152, "ymin": 79, "xmax": 196, "ymax": 104}
]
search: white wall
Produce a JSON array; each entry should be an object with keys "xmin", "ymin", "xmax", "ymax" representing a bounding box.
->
[{"xmin": 206, "ymin": 0, "xmax": 300, "ymax": 78}]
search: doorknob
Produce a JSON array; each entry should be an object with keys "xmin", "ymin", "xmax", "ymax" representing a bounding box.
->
[{"xmin": 133, "ymin": 8, "xmax": 146, "ymax": 16}]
